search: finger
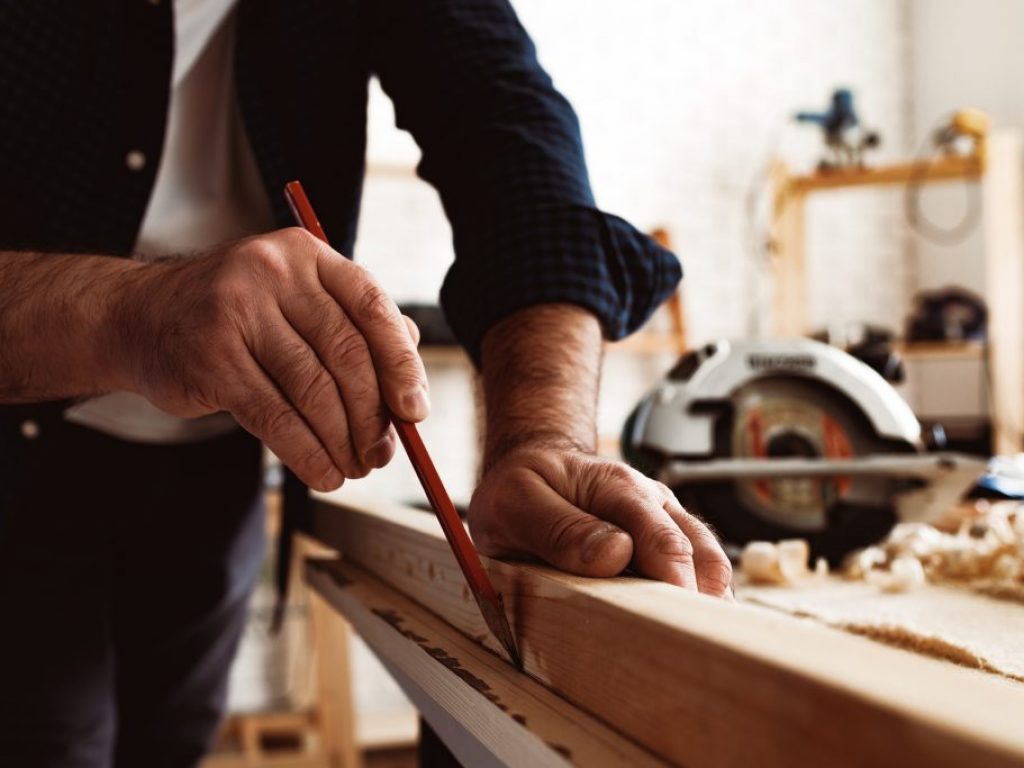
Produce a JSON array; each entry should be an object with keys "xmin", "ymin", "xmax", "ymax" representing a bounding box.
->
[
  {"xmin": 227, "ymin": 355, "xmax": 343, "ymax": 492},
  {"xmin": 249, "ymin": 310, "xmax": 366, "ymax": 479},
  {"xmin": 472, "ymin": 468, "xmax": 633, "ymax": 577},
  {"xmin": 315, "ymin": 252, "xmax": 429, "ymax": 422},
  {"xmin": 402, "ymin": 315, "xmax": 421, "ymax": 346},
  {"xmin": 662, "ymin": 494, "xmax": 734, "ymax": 597},
  {"xmin": 280, "ymin": 286, "xmax": 392, "ymax": 470},
  {"xmin": 572, "ymin": 463, "xmax": 699, "ymax": 590}
]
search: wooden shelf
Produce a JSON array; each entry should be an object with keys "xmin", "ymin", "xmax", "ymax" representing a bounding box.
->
[
  {"xmin": 787, "ymin": 154, "xmax": 983, "ymax": 195},
  {"xmin": 896, "ymin": 340, "xmax": 986, "ymax": 360}
]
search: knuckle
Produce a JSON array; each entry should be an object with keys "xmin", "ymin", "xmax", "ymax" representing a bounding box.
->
[
  {"xmin": 646, "ymin": 525, "xmax": 694, "ymax": 564},
  {"xmin": 295, "ymin": 443, "xmax": 332, "ymax": 478},
  {"xmin": 248, "ymin": 241, "xmax": 290, "ymax": 282},
  {"xmin": 602, "ymin": 461, "xmax": 635, "ymax": 485},
  {"xmin": 280, "ymin": 226, "xmax": 317, "ymax": 247},
  {"xmin": 295, "ymin": 368, "xmax": 337, "ymax": 409},
  {"xmin": 389, "ymin": 348, "xmax": 425, "ymax": 386},
  {"xmin": 654, "ymin": 481, "xmax": 676, "ymax": 499},
  {"xmin": 262, "ymin": 406, "xmax": 297, "ymax": 440},
  {"xmin": 356, "ymin": 285, "xmax": 396, "ymax": 324},
  {"xmin": 327, "ymin": 329, "xmax": 370, "ymax": 371}
]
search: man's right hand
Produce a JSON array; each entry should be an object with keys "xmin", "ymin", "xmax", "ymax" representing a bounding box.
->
[{"xmin": 111, "ymin": 228, "xmax": 428, "ymax": 491}]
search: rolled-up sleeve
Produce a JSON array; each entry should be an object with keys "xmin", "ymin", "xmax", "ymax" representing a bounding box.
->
[{"xmin": 362, "ymin": 0, "xmax": 682, "ymax": 363}]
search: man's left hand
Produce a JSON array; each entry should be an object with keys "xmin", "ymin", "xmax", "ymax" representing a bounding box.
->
[{"xmin": 468, "ymin": 447, "xmax": 733, "ymax": 597}]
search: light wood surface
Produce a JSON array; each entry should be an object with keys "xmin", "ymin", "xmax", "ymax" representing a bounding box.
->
[
  {"xmin": 308, "ymin": 488, "xmax": 1024, "ymax": 768},
  {"xmin": 770, "ymin": 160, "xmax": 808, "ymax": 335},
  {"xmin": 307, "ymin": 557, "xmax": 666, "ymax": 768},
  {"xmin": 982, "ymin": 132, "xmax": 1024, "ymax": 453}
]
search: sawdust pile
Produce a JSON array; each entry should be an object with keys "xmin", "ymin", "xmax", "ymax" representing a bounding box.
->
[{"xmin": 739, "ymin": 500, "xmax": 1024, "ymax": 599}]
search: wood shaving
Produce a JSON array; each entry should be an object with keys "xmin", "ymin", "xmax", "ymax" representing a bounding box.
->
[
  {"xmin": 739, "ymin": 539, "xmax": 812, "ymax": 585},
  {"xmin": 841, "ymin": 501, "xmax": 1024, "ymax": 598}
]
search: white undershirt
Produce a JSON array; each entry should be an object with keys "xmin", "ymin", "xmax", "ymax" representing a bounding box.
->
[{"xmin": 65, "ymin": 0, "xmax": 275, "ymax": 443}]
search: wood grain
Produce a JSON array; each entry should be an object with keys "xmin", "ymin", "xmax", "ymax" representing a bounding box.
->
[
  {"xmin": 305, "ymin": 557, "xmax": 666, "ymax": 768},
  {"xmin": 309, "ymin": 488, "xmax": 1024, "ymax": 768}
]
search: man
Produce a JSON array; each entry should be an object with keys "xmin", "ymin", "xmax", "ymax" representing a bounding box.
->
[{"xmin": 0, "ymin": 1, "xmax": 732, "ymax": 765}]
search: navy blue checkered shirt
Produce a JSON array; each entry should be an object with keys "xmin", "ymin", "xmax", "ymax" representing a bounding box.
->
[{"xmin": 0, "ymin": 0, "xmax": 681, "ymax": 364}]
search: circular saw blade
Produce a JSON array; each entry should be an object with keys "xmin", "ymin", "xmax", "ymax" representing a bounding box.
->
[
  {"xmin": 730, "ymin": 380, "xmax": 862, "ymax": 530},
  {"xmin": 677, "ymin": 377, "xmax": 900, "ymax": 564}
]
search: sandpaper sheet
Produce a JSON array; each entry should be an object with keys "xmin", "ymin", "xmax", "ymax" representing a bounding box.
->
[{"xmin": 738, "ymin": 578, "xmax": 1024, "ymax": 682}]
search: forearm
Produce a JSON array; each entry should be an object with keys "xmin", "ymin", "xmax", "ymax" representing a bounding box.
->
[
  {"xmin": 478, "ymin": 303, "xmax": 603, "ymax": 472},
  {"xmin": 0, "ymin": 251, "xmax": 144, "ymax": 402}
]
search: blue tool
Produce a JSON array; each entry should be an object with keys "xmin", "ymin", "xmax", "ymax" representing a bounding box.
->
[{"xmin": 795, "ymin": 88, "xmax": 880, "ymax": 169}]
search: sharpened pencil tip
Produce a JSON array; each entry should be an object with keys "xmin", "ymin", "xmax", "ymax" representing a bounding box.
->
[{"xmin": 479, "ymin": 594, "xmax": 523, "ymax": 671}]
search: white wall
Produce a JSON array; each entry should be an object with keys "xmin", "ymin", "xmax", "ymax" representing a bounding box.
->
[
  {"xmin": 351, "ymin": 0, "xmax": 917, "ymax": 504},
  {"xmin": 910, "ymin": 0, "xmax": 1024, "ymax": 295}
]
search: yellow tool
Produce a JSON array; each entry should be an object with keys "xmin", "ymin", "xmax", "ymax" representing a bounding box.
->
[{"xmin": 934, "ymin": 107, "xmax": 990, "ymax": 167}]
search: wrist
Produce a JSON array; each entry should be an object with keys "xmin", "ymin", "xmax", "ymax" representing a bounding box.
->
[
  {"xmin": 97, "ymin": 258, "xmax": 163, "ymax": 392},
  {"xmin": 483, "ymin": 431, "xmax": 593, "ymax": 474}
]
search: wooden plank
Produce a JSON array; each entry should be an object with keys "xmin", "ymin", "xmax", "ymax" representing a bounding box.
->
[
  {"xmin": 982, "ymin": 131, "xmax": 1024, "ymax": 453},
  {"xmin": 308, "ymin": 488, "xmax": 1024, "ymax": 768},
  {"xmin": 788, "ymin": 154, "xmax": 983, "ymax": 194},
  {"xmin": 305, "ymin": 557, "xmax": 666, "ymax": 768}
]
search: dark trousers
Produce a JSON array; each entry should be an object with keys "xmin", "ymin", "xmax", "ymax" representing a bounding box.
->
[{"xmin": 0, "ymin": 409, "xmax": 264, "ymax": 768}]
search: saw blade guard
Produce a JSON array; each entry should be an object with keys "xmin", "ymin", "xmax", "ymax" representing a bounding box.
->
[{"xmin": 622, "ymin": 339, "xmax": 924, "ymax": 562}]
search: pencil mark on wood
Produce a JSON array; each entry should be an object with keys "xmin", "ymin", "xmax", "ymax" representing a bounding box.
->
[
  {"xmin": 548, "ymin": 743, "xmax": 573, "ymax": 759},
  {"xmin": 311, "ymin": 559, "xmax": 353, "ymax": 587},
  {"xmin": 370, "ymin": 606, "xmax": 543, "ymax": 729}
]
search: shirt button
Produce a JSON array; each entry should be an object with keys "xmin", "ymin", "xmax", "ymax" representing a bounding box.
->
[
  {"xmin": 20, "ymin": 420, "xmax": 40, "ymax": 440},
  {"xmin": 125, "ymin": 150, "xmax": 147, "ymax": 171}
]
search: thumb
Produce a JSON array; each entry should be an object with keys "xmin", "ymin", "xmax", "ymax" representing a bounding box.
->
[{"xmin": 476, "ymin": 479, "xmax": 634, "ymax": 577}]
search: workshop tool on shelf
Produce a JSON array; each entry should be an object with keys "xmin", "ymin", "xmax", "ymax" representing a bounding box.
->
[
  {"xmin": 795, "ymin": 88, "xmax": 881, "ymax": 170},
  {"xmin": 622, "ymin": 339, "xmax": 986, "ymax": 563},
  {"xmin": 283, "ymin": 180, "xmax": 522, "ymax": 669}
]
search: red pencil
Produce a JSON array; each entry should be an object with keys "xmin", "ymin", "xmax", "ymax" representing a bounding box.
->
[{"xmin": 284, "ymin": 180, "xmax": 522, "ymax": 670}]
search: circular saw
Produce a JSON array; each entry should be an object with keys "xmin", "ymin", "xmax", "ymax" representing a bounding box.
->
[{"xmin": 622, "ymin": 339, "xmax": 985, "ymax": 563}]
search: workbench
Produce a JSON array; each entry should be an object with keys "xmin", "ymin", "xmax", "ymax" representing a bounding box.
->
[{"xmin": 303, "ymin": 489, "xmax": 1024, "ymax": 767}]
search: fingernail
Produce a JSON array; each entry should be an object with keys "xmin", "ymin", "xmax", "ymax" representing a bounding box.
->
[
  {"xmin": 581, "ymin": 526, "xmax": 627, "ymax": 564},
  {"xmin": 402, "ymin": 386, "xmax": 431, "ymax": 421},
  {"xmin": 319, "ymin": 467, "xmax": 343, "ymax": 491}
]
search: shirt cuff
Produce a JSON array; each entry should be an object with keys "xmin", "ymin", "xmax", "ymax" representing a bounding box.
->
[{"xmin": 439, "ymin": 203, "xmax": 683, "ymax": 366}]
